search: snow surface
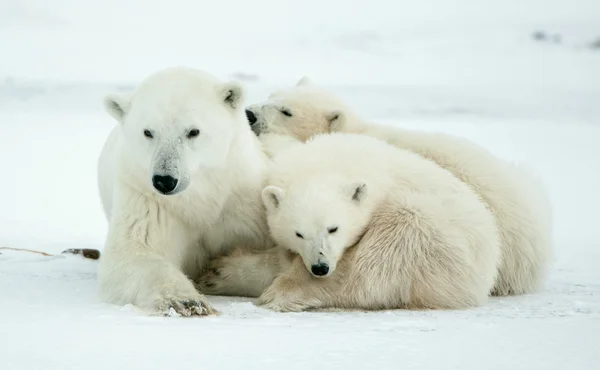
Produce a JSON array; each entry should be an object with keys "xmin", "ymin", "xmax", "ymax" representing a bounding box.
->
[{"xmin": 1, "ymin": 1, "xmax": 600, "ymax": 369}]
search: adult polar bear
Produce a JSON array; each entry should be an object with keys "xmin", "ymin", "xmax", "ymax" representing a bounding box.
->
[
  {"xmin": 97, "ymin": 67, "xmax": 273, "ymax": 316},
  {"xmin": 243, "ymin": 78, "xmax": 554, "ymax": 297}
]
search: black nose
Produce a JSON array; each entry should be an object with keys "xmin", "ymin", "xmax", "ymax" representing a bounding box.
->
[
  {"xmin": 152, "ymin": 175, "xmax": 178, "ymax": 194},
  {"xmin": 245, "ymin": 109, "xmax": 257, "ymax": 125},
  {"xmin": 311, "ymin": 263, "xmax": 329, "ymax": 276}
]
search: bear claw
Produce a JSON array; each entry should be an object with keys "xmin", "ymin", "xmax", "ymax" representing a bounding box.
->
[{"xmin": 156, "ymin": 297, "xmax": 218, "ymax": 317}]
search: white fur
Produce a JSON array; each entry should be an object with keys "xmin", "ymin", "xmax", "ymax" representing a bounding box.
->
[
  {"xmin": 96, "ymin": 67, "xmax": 273, "ymax": 316},
  {"xmin": 257, "ymin": 133, "xmax": 501, "ymax": 311},
  {"xmin": 245, "ymin": 79, "xmax": 554, "ymax": 296}
]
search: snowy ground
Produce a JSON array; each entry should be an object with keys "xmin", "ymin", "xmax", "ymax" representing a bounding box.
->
[{"xmin": 1, "ymin": 1, "xmax": 600, "ymax": 369}]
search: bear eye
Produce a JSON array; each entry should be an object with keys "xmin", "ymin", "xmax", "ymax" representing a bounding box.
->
[
  {"xmin": 328, "ymin": 226, "xmax": 338, "ymax": 234},
  {"xmin": 295, "ymin": 232, "xmax": 304, "ymax": 239},
  {"xmin": 187, "ymin": 128, "xmax": 200, "ymax": 138},
  {"xmin": 143, "ymin": 129, "xmax": 153, "ymax": 139},
  {"xmin": 280, "ymin": 109, "xmax": 293, "ymax": 117}
]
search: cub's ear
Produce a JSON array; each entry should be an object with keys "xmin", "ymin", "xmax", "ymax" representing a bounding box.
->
[
  {"xmin": 296, "ymin": 76, "xmax": 312, "ymax": 86},
  {"xmin": 262, "ymin": 185, "xmax": 286, "ymax": 212},
  {"xmin": 325, "ymin": 110, "xmax": 346, "ymax": 132},
  {"xmin": 222, "ymin": 81, "xmax": 245, "ymax": 110},
  {"xmin": 103, "ymin": 93, "xmax": 132, "ymax": 123},
  {"xmin": 345, "ymin": 181, "xmax": 367, "ymax": 203}
]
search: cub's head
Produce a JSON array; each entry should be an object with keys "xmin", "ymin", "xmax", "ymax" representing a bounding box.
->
[
  {"xmin": 261, "ymin": 177, "xmax": 370, "ymax": 278},
  {"xmin": 104, "ymin": 67, "xmax": 246, "ymax": 196},
  {"xmin": 245, "ymin": 77, "xmax": 356, "ymax": 141}
]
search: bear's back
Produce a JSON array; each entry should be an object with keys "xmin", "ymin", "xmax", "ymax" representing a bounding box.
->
[{"xmin": 269, "ymin": 132, "xmax": 469, "ymax": 197}]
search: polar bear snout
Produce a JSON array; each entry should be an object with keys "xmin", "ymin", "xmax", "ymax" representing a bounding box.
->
[
  {"xmin": 245, "ymin": 106, "xmax": 266, "ymax": 136},
  {"xmin": 152, "ymin": 174, "xmax": 179, "ymax": 195},
  {"xmin": 310, "ymin": 262, "xmax": 330, "ymax": 277},
  {"xmin": 245, "ymin": 109, "xmax": 257, "ymax": 126}
]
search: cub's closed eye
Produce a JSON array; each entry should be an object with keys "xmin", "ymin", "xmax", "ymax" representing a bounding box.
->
[
  {"xmin": 280, "ymin": 109, "xmax": 293, "ymax": 117},
  {"xmin": 143, "ymin": 129, "xmax": 153, "ymax": 139},
  {"xmin": 328, "ymin": 226, "xmax": 338, "ymax": 234},
  {"xmin": 187, "ymin": 128, "xmax": 200, "ymax": 138},
  {"xmin": 295, "ymin": 232, "xmax": 304, "ymax": 239}
]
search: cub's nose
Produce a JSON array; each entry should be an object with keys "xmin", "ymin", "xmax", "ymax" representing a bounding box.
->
[
  {"xmin": 152, "ymin": 175, "xmax": 178, "ymax": 194},
  {"xmin": 310, "ymin": 263, "xmax": 330, "ymax": 277},
  {"xmin": 245, "ymin": 109, "xmax": 257, "ymax": 126}
]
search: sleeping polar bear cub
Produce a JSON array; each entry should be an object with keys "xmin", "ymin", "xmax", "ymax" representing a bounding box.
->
[
  {"xmin": 244, "ymin": 77, "xmax": 554, "ymax": 297},
  {"xmin": 97, "ymin": 67, "xmax": 273, "ymax": 317}
]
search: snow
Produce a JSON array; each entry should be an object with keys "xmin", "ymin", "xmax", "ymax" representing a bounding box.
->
[{"xmin": 1, "ymin": 0, "xmax": 600, "ymax": 369}]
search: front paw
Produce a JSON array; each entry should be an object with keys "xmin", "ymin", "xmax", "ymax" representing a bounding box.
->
[
  {"xmin": 154, "ymin": 294, "xmax": 218, "ymax": 317},
  {"xmin": 256, "ymin": 294, "xmax": 311, "ymax": 312},
  {"xmin": 196, "ymin": 256, "xmax": 236, "ymax": 295},
  {"xmin": 255, "ymin": 279, "xmax": 317, "ymax": 313}
]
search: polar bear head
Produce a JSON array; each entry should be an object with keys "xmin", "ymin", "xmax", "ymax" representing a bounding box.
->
[
  {"xmin": 104, "ymin": 67, "xmax": 246, "ymax": 195},
  {"xmin": 245, "ymin": 77, "xmax": 358, "ymax": 141},
  {"xmin": 261, "ymin": 176, "xmax": 370, "ymax": 278}
]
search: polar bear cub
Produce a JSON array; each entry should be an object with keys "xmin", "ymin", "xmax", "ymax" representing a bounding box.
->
[
  {"xmin": 245, "ymin": 78, "xmax": 554, "ymax": 297},
  {"xmin": 97, "ymin": 67, "xmax": 272, "ymax": 316},
  {"xmin": 253, "ymin": 132, "xmax": 501, "ymax": 312}
]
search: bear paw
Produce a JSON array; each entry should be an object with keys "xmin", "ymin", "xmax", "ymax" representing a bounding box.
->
[
  {"xmin": 154, "ymin": 295, "xmax": 218, "ymax": 317},
  {"xmin": 196, "ymin": 257, "xmax": 237, "ymax": 295},
  {"xmin": 255, "ymin": 278, "xmax": 320, "ymax": 313},
  {"xmin": 197, "ymin": 251, "xmax": 270, "ymax": 297}
]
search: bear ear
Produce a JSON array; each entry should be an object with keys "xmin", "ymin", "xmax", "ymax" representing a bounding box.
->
[
  {"xmin": 222, "ymin": 82, "xmax": 245, "ymax": 110},
  {"xmin": 103, "ymin": 93, "xmax": 132, "ymax": 123},
  {"xmin": 262, "ymin": 185, "xmax": 286, "ymax": 212},
  {"xmin": 346, "ymin": 181, "xmax": 367, "ymax": 203},
  {"xmin": 326, "ymin": 110, "xmax": 346, "ymax": 132},
  {"xmin": 296, "ymin": 76, "xmax": 312, "ymax": 87}
]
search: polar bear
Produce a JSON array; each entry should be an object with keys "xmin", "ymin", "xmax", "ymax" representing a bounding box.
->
[
  {"xmin": 198, "ymin": 133, "xmax": 502, "ymax": 311},
  {"xmin": 241, "ymin": 78, "xmax": 554, "ymax": 297},
  {"xmin": 96, "ymin": 67, "xmax": 273, "ymax": 316},
  {"xmin": 255, "ymin": 132, "xmax": 500, "ymax": 311}
]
